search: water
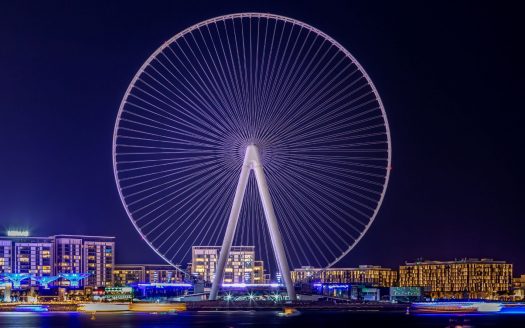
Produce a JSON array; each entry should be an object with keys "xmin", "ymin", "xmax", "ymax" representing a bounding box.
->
[{"xmin": 1, "ymin": 311, "xmax": 525, "ymax": 327}]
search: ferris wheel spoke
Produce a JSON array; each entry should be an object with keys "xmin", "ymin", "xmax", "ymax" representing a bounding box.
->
[
  {"xmin": 265, "ymin": 67, "xmax": 364, "ymax": 140},
  {"xmin": 155, "ymin": 51, "xmax": 246, "ymax": 138},
  {"xmin": 119, "ymin": 114, "xmax": 221, "ymax": 146},
  {"xmin": 140, "ymin": 62, "xmax": 234, "ymax": 135},
  {"xmin": 185, "ymin": 32, "xmax": 247, "ymax": 136},
  {"xmin": 274, "ymin": 188, "xmax": 338, "ymax": 266},
  {"xmin": 117, "ymin": 154, "xmax": 221, "ymax": 173},
  {"xmin": 216, "ymin": 19, "xmax": 251, "ymax": 139},
  {"xmin": 122, "ymin": 157, "xmax": 230, "ymax": 198},
  {"xmin": 278, "ymin": 159, "xmax": 383, "ymax": 204},
  {"xmin": 118, "ymin": 155, "xmax": 225, "ymax": 187},
  {"xmin": 258, "ymin": 51, "xmax": 346, "ymax": 142},
  {"xmin": 196, "ymin": 28, "xmax": 247, "ymax": 136},
  {"xmin": 285, "ymin": 130, "xmax": 386, "ymax": 148},
  {"xmin": 137, "ymin": 169, "xmax": 234, "ymax": 238},
  {"xmin": 289, "ymin": 114, "xmax": 386, "ymax": 144},
  {"xmin": 121, "ymin": 154, "xmax": 239, "ymax": 202},
  {"xmin": 118, "ymin": 127, "xmax": 222, "ymax": 148},
  {"xmin": 272, "ymin": 174, "xmax": 368, "ymax": 240},
  {"xmin": 282, "ymin": 162, "xmax": 379, "ymax": 214},
  {"xmin": 265, "ymin": 28, "xmax": 316, "ymax": 117},
  {"xmin": 208, "ymin": 24, "xmax": 248, "ymax": 139},
  {"xmin": 132, "ymin": 76, "xmax": 232, "ymax": 138},
  {"xmin": 275, "ymin": 163, "xmax": 373, "ymax": 226},
  {"xmin": 262, "ymin": 23, "xmax": 302, "ymax": 124},
  {"xmin": 123, "ymin": 101, "xmax": 224, "ymax": 145},
  {"xmin": 269, "ymin": 167, "xmax": 358, "ymax": 248},
  {"xmin": 269, "ymin": 39, "xmax": 338, "ymax": 132},
  {"xmin": 170, "ymin": 41, "xmax": 241, "ymax": 132},
  {"xmin": 282, "ymin": 97, "xmax": 380, "ymax": 142},
  {"xmin": 156, "ymin": 170, "xmax": 236, "ymax": 252},
  {"xmin": 127, "ymin": 161, "xmax": 232, "ymax": 213},
  {"xmin": 158, "ymin": 172, "xmax": 237, "ymax": 258},
  {"xmin": 269, "ymin": 180, "xmax": 326, "ymax": 267},
  {"xmin": 257, "ymin": 18, "xmax": 287, "ymax": 132},
  {"xmin": 142, "ymin": 165, "xmax": 237, "ymax": 240},
  {"xmin": 254, "ymin": 18, "xmax": 277, "ymax": 137},
  {"xmin": 117, "ymin": 134, "xmax": 218, "ymax": 150},
  {"xmin": 280, "ymin": 157, "xmax": 386, "ymax": 187}
]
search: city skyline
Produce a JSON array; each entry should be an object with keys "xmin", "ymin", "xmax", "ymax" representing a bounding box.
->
[{"xmin": 1, "ymin": 1, "xmax": 524, "ymax": 274}]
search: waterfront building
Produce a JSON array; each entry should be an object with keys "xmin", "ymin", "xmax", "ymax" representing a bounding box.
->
[
  {"xmin": 291, "ymin": 265, "xmax": 397, "ymax": 287},
  {"xmin": 0, "ymin": 232, "xmax": 115, "ymax": 288},
  {"xmin": 399, "ymin": 258, "xmax": 513, "ymax": 299},
  {"xmin": 113, "ymin": 265, "xmax": 145, "ymax": 287},
  {"xmin": 0, "ymin": 240, "xmax": 12, "ymax": 273},
  {"xmin": 253, "ymin": 260, "xmax": 266, "ymax": 284},
  {"xmin": 83, "ymin": 237, "xmax": 115, "ymax": 287},
  {"xmin": 191, "ymin": 246, "xmax": 265, "ymax": 284},
  {"xmin": 13, "ymin": 237, "xmax": 53, "ymax": 278},
  {"xmin": 513, "ymin": 274, "xmax": 525, "ymax": 288},
  {"xmin": 512, "ymin": 274, "xmax": 525, "ymax": 301},
  {"xmin": 113, "ymin": 264, "xmax": 184, "ymax": 286},
  {"xmin": 55, "ymin": 236, "xmax": 82, "ymax": 276}
]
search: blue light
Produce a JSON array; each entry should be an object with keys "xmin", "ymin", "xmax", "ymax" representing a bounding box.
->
[
  {"xmin": 15, "ymin": 305, "xmax": 49, "ymax": 312},
  {"xmin": 60, "ymin": 273, "xmax": 90, "ymax": 287},
  {"xmin": 33, "ymin": 275, "xmax": 60, "ymax": 289},
  {"xmin": 1, "ymin": 273, "xmax": 31, "ymax": 289}
]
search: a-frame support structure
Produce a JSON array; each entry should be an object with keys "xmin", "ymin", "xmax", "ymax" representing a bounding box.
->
[{"xmin": 209, "ymin": 144, "xmax": 296, "ymax": 301}]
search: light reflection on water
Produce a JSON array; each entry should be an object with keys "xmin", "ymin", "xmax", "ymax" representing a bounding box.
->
[{"xmin": 0, "ymin": 311, "xmax": 524, "ymax": 328}]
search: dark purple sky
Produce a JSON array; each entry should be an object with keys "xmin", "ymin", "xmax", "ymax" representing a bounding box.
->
[{"xmin": 0, "ymin": 1, "xmax": 523, "ymax": 272}]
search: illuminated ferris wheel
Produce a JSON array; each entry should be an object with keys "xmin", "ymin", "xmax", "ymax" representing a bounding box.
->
[{"xmin": 113, "ymin": 13, "xmax": 391, "ymax": 300}]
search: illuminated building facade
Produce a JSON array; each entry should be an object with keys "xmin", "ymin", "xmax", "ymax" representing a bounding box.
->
[
  {"xmin": 0, "ymin": 240, "xmax": 12, "ymax": 273},
  {"xmin": 114, "ymin": 265, "xmax": 145, "ymax": 287},
  {"xmin": 0, "ymin": 233, "xmax": 115, "ymax": 288},
  {"xmin": 291, "ymin": 265, "xmax": 397, "ymax": 287},
  {"xmin": 145, "ymin": 264, "xmax": 184, "ymax": 283},
  {"xmin": 13, "ymin": 238, "xmax": 53, "ymax": 279},
  {"xmin": 83, "ymin": 238, "xmax": 115, "ymax": 287},
  {"xmin": 399, "ymin": 258, "xmax": 513, "ymax": 299},
  {"xmin": 512, "ymin": 274, "xmax": 525, "ymax": 300},
  {"xmin": 191, "ymin": 246, "xmax": 265, "ymax": 284},
  {"xmin": 113, "ymin": 264, "xmax": 184, "ymax": 286}
]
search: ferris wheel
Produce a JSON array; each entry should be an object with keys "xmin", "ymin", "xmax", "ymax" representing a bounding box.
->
[{"xmin": 113, "ymin": 13, "xmax": 391, "ymax": 300}]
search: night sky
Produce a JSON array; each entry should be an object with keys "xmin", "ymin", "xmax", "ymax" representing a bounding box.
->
[{"xmin": 1, "ymin": 2, "xmax": 523, "ymax": 272}]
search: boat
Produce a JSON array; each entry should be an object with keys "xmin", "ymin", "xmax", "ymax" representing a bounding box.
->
[
  {"xmin": 130, "ymin": 302, "xmax": 186, "ymax": 313},
  {"xmin": 277, "ymin": 307, "xmax": 301, "ymax": 317},
  {"xmin": 78, "ymin": 303, "xmax": 130, "ymax": 312},
  {"xmin": 411, "ymin": 302, "xmax": 502, "ymax": 314},
  {"xmin": 14, "ymin": 305, "xmax": 49, "ymax": 312}
]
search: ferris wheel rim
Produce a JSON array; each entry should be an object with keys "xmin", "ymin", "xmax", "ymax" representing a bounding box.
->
[{"xmin": 112, "ymin": 12, "xmax": 392, "ymax": 270}]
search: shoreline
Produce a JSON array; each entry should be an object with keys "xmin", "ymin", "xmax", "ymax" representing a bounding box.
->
[{"xmin": 0, "ymin": 302, "xmax": 408, "ymax": 313}]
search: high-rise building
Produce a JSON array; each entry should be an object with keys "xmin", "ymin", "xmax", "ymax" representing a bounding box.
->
[
  {"xmin": 291, "ymin": 265, "xmax": 397, "ymax": 287},
  {"xmin": 13, "ymin": 237, "xmax": 53, "ymax": 279},
  {"xmin": 83, "ymin": 237, "xmax": 115, "ymax": 287},
  {"xmin": 0, "ymin": 233, "xmax": 115, "ymax": 288},
  {"xmin": 54, "ymin": 236, "xmax": 83, "ymax": 275},
  {"xmin": 0, "ymin": 240, "xmax": 12, "ymax": 273},
  {"xmin": 113, "ymin": 264, "xmax": 184, "ymax": 286},
  {"xmin": 399, "ymin": 258, "xmax": 513, "ymax": 299},
  {"xmin": 191, "ymin": 246, "xmax": 265, "ymax": 284}
]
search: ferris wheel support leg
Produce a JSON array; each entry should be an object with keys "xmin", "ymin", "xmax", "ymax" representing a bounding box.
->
[
  {"xmin": 209, "ymin": 162, "xmax": 251, "ymax": 301},
  {"xmin": 252, "ymin": 163, "xmax": 297, "ymax": 301}
]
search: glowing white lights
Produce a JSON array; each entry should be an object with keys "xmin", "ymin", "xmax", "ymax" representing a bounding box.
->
[{"xmin": 6, "ymin": 230, "xmax": 29, "ymax": 237}]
